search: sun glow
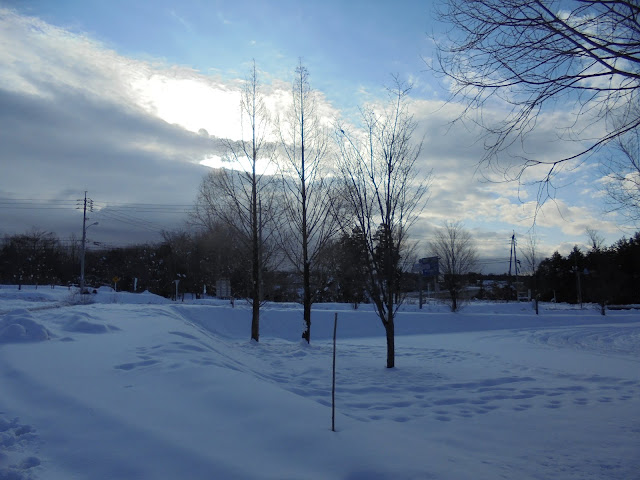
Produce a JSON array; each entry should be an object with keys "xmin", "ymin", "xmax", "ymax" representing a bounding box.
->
[
  {"xmin": 199, "ymin": 154, "xmax": 279, "ymax": 176},
  {"xmin": 132, "ymin": 73, "xmax": 245, "ymax": 141}
]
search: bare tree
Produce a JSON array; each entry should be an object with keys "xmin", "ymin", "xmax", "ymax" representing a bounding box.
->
[
  {"xmin": 276, "ymin": 60, "xmax": 339, "ymax": 343},
  {"xmin": 603, "ymin": 129, "xmax": 640, "ymax": 226},
  {"xmin": 192, "ymin": 61, "xmax": 275, "ymax": 342},
  {"xmin": 520, "ymin": 231, "xmax": 540, "ymax": 313},
  {"xmin": 336, "ymin": 79, "xmax": 430, "ymax": 368},
  {"xmin": 584, "ymin": 227, "xmax": 609, "ymax": 314},
  {"xmin": 520, "ymin": 232, "xmax": 539, "ymax": 277},
  {"xmin": 429, "ymin": 221, "xmax": 478, "ymax": 312},
  {"xmin": 434, "ymin": 0, "xmax": 640, "ymax": 201},
  {"xmin": 585, "ymin": 227, "xmax": 606, "ymax": 252}
]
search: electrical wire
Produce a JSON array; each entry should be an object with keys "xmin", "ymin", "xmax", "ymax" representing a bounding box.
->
[
  {"xmin": 0, "ymin": 197, "xmax": 194, "ymax": 234},
  {"xmin": 1, "ymin": 198, "xmax": 533, "ymax": 263}
]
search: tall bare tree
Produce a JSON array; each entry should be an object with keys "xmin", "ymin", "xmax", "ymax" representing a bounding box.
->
[
  {"xmin": 434, "ymin": 0, "xmax": 640, "ymax": 200},
  {"xmin": 520, "ymin": 232, "xmax": 540, "ymax": 277},
  {"xmin": 429, "ymin": 221, "xmax": 478, "ymax": 312},
  {"xmin": 192, "ymin": 61, "xmax": 275, "ymax": 342},
  {"xmin": 585, "ymin": 227, "xmax": 606, "ymax": 252},
  {"xmin": 276, "ymin": 60, "xmax": 338, "ymax": 343},
  {"xmin": 336, "ymin": 79, "xmax": 430, "ymax": 368},
  {"xmin": 584, "ymin": 227, "xmax": 608, "ymax": 314}
]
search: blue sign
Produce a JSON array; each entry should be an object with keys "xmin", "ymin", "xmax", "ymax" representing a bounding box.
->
[{"xmin": 418, "ymin": 257, "xmax": 439, "ymax": 277}]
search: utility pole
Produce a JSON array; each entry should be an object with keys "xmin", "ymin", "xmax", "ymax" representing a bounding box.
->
[
  {"xmin": 78, "ymin": 191, "xmax": 96, "ymax": 293},
  {"xmin": 513, "ymin": 241, "xmax": 518, "ymax": 280},
  {"xmin": 508, "ymin": 232, "xmax": 516, "ymax": 300}
]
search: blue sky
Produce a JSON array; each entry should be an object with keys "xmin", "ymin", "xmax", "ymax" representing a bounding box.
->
[
  {"xmin": 0, "ymin": 1, "xmax": 628, "ymax": 273},
  {"xmin": 8, "ymin": 0, "xmax": 439, "ymax": 107}
]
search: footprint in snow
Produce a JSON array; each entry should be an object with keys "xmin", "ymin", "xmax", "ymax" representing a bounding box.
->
[
  {"xmin": 169, "ymin": 331, "xmax": 198, "ymax": 340},
  {"xmin": 435, "ymin": 415, "xmax": 452, "ymax": 422},
  {"xmin": 0, "ymin": 416, "xmax": 41, "ymax": 479},
  {"xmin": 114, "ymin": 359, "xmax": 159, "ymax": 371}
]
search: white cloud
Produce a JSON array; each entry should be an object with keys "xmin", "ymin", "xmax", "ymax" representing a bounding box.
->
[{"xmin": 0, "ymin": 8, "xmax": 308, "ymax": 144}]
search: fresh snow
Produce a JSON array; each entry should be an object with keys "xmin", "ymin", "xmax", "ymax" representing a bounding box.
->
[{"xmin": 0, "ymin": 286, "xmax": 639, "ymax": 479}]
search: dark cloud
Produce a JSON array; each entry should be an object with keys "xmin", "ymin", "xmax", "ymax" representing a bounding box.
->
[{"xmin": 0, "ymin": 83, "xmax": 224, "ymax": 244}]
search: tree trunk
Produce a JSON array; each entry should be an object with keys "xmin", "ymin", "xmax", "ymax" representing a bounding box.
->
[
  {"xmin": 385, "ymin": 316, "xmax": 395, "ymax": 369},
  {"xmin": 250, "ymin": 157, "xmax": 260, "ymax": 343},
  {"xmin": 302, "ymin": 260, "xmax": 311, "ymax": 343},
  {"xmin": 300, "ymin": 86, "xmax": 311, "ymax": 344},
  {"xmin": 385, "ymin": 288, "xmax": 395, "ymax": 368},
  {"xmin": 301, "ymin": 164, "xmax": 311, "ymax": 342},
  {"xmin": 251, "ymin": 289, "xmax": 260, "ymax": 341}
]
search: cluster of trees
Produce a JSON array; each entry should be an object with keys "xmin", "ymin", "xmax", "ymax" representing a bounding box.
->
[
  {"xmin": 0, "ymin": 228, "xmax": 248, "ymax": 296},
  {"xmin": 0, "ymin": 229, "xmax": 191, "ymax": 295},
  {"xmin": 0, "ymin": 226, "xmax": 413, "ymax": 304},
  {"xmin": 189, "ymin": 61, "xmax": 430, "ymax": 367},
  {"xmin": 0, "ymin": 229, "xmax": 76, "ymax": 287},
  {"xmin": 6, "ymin": 225, "xmax": 638, "ymax": 307},
  {"xmin": 536, "ymin": 232, "xmax": 640, "ymax": 306}
]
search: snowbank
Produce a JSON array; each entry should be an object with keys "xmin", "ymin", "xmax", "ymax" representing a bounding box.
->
[
  {"xmin": 89, "ymin": 286, "xmax": 171, "ymax": 305},
  {"xmin": 0, "ymin": 309, "xmax": 50, "ymax": 344}
]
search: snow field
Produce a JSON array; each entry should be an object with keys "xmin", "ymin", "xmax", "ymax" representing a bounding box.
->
[{"xmin": 0, "ymin": 286, "xmax": 639, "ymax": 479}]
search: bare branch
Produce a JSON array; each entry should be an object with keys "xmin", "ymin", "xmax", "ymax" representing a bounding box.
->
[
  {"xmin": 336, "ymin": 78, "xmax": 431, "ymax": 367},
  {"xmin": 434, "ymin": 0, "xmax": 640, "ymax": 203},
  {"xmin": 429, "ymin": 221, "xmax": 478, "ymax": 311}
]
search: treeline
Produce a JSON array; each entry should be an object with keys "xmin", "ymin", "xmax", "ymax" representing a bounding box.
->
[
  {"xmin": 0, "ymin": 227, "xmax": 420, "ymax": 303},
  {"xmin": 535, "ymin": 232, "xmax": 640, "ymax": 305},
  {"xmin": 467, "ymin": 233, "xmax": 640, "ymax": 305},
  {"xmin": 4, "ymin": 227, "xmax": 640, "ymax": 306},
  {"xmin": 0, "ymin": 230, "xmax": 76, "ymax": 288}
]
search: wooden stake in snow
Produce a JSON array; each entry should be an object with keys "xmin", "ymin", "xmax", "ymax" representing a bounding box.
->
[{"xmin": 332, "ymin": 312, "xmax": 337, "ymax": 432}]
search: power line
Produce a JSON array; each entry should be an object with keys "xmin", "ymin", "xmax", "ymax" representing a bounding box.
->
[
  {"xmin": 93, "ymin": 210, "xmax": 166, "ymax": 233},
  {"xmin": 0, "ymin": 196, "xmax": 194, "ymax": 234},
  {"xmin": 0, "ymin": 198, "xmax": 194, "ymax": 211}
]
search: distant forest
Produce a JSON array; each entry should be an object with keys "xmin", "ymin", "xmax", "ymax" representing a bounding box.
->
[{"xmin": 1, "ymin": 228, "xmax": 639, "ymax": 306}]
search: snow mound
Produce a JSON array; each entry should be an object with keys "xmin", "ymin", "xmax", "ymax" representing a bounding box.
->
[
  {"xmin": 0, "ymin": 291, "xmax": 54, "ymax": 302},
  {"xmin": 63, "ymin": 313, "xmax": 119, "ymax": 334},
  {"xmin": 92, "ymin": 287, "xmax": 171, "ymax": 305},
  {"xmin": 0, "ymin": 285, "xmax": 69, "ymax": 312},
  {"xmin": 0, "ymin": 310, "xmax": 50, "ymax": 344}
]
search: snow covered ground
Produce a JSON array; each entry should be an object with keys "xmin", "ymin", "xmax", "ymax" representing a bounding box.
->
[{"xmin": 1, "ymin": 285, "xmax": 639, "ymax": 479}]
